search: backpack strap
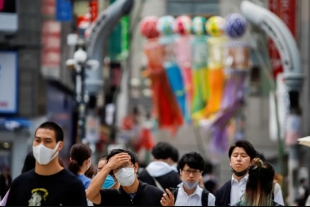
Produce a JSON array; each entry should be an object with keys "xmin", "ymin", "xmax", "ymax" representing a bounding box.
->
[
  {"xmin": 201, "ymin": 189, "xmax": 209, "ymax": 206},
  {"xmin": 145, "ymin": 168, "xmax": 165, "ymax": 192}
]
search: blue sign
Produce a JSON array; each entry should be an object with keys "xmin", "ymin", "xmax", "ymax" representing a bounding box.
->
[
  {"xmin": 56, "ymin": 0, "xmax": 72, "ymax": 22},
  {"xmin": 0, "ymin": 51, "xmax": 18, "ymax": 114},
  {"xmin": 0, "ymin": 117, "xmax": 31, "ymax": 131}
]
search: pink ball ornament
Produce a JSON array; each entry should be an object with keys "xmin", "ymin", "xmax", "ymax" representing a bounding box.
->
[
  {"xmin": 140, "ymin": 16, "xmax": 160, "ymax": 39},
  {"xmin": 174, "ymin": 15, "xmax": 192, "ymax": 35}
]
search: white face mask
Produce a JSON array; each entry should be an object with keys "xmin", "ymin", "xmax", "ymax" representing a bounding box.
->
[
  {"xmin": 87, "ymin": 161, "xmax": 91, "ymax": 171},
  {"xmin": 33, "ymin": 142, "xmax": 60, "ymax": 165},
  {"xmin": 114, "ymin": 167, "xmax": 136, "ymax": 186},
  {"xmin": 183, "ymin": 180, "xmax": 199, "ymax": 190}
]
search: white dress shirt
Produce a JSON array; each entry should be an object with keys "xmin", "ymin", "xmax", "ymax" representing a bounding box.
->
[
  {"xmin": 273, "ymin": 182, "xmax": 285, "ymax": 205},
  {"xmin": 230, "ymin": 175, "xmax": 285, "ymax": 206},
  {"xmin": 230, "ymin": 174, "xmax": 248, "ymax": 206},
  {"xmin": 175, "ymin": 183, "xmax": 215, "ymax": 206}
]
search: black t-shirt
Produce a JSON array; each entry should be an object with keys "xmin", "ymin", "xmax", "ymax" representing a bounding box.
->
[
  {"xmin": 6, "ymin": 169, "xmax": 87, "ymax": 206},
  {"xmin": 96, "ymin": 181, "xmax": 162, "ymax": 206}
]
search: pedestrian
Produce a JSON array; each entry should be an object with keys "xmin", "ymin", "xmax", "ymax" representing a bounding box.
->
[
  {"xmin": 215, "ymin": 140, "xmax": 255, "ymax": 206},
  {"xmin": 68, "ymin": 143, "xmax": 92, "ymax": 189},
  {"xmin": 138, "ymin": 142, "xmax": 181, "ymax": 191},
  {"xmin": 295, "ymin": 178, "xmax": 310, "ymax": 206},
  {"xmin": 233, "ymin": 158, "xmax": 283, "ymax": 206},
  {"xmin": 215, "ymin": 140, "xmax": 284, "ymax": 206},
  {"xmin": 256, "ymin": 151, "xmax": 284, "ymax": 205},
  {"xmin": 5, "ymin": 121, "xmax": 87, "ymax": 206},
  {"xmin": 0, "ymin": 171, "xmax": 7, "ymax": 201},
  {"xmin": 0, "ymin": 150, "xmax": 66, "ymax": 206},
  {"xmin": 161, "ymin": 152, "xmax": 216, "ymax": 206},
  {"xmin": 202, "ymin": 161, "xmax": 218, "ymax": 195},
  {"xmin": 97, "ymin": 155, "xmax": 120, "ymax": 189},
  {"xmin": 86, "ymin": 149, "xmax": 164, "ymax": 206}
]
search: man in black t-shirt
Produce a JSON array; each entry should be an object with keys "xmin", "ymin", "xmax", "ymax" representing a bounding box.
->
[
  {"xmin": 86, "ymin": 149, "xmax": 166, "ymax": 206},
  {"xmin": 6, "ymin": 122, "xmax": 87, "ymax": 206}
]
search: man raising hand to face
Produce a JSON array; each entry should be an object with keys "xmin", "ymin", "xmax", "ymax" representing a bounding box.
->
[{"xmin": 86, "ymin": 149, "xmax": 164, "ymax": 206}]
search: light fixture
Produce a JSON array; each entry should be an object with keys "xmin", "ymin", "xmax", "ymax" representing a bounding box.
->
[
  {"xmin": 3, "ymin": 142, "xmax": 10, "ymax": 149},
  {"xmin": 74, "ymin": 48, "xmax": 88, "ymax": 63}
]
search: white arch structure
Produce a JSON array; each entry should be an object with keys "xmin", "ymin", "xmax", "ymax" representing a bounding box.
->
[
  {"xmin": 240, "ymin": 0, "xmax": 303, "ymax": 92},
  {"xmin": 85, "ymin": 0, "xmax": 134, "ymax": 95}
]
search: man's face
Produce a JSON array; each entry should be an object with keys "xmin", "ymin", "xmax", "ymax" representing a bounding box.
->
[
  {"xmin": 98, "ymin": 159, "xmax": 107, "ymax": 172},
  {"xmin": 229, "ymin": 147, "xmax": 251, "ymax": 172},
  {"xmin": 180, "ymin": 164, "xmax": 202, "ymax": 183},
  {"xmin": 33, "ymin": 128, "xmax": 62, "ymax": 151}
]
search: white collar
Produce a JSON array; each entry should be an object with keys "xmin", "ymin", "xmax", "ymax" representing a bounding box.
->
[
  {"xmin": 179, "ymin": 183, "xmax": 203, "ymax": 197},
  {"xmin": 231, "ymin": 174, "xmax": 249, "ymax": 184}
]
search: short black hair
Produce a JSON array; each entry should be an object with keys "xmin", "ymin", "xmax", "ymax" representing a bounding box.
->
[
  {"xmin": 300, "ymin": 178, "xmax": 306, "ymax": 184},
  {"xmin": 171, "ymin": 147, "xmax": 179, "ymax": 163},
  {"xmin": 202, "ymin": 161, "xmax": 213, "ymax": 175},
  {"xmin": 228, "ymin": 140, "xmax": 256, "ymax": 160},
  {"xmin": 151, "ymin": 142, "xmax": 175, "ymax": 160},
  {"xmin": 36, "ymin": 122, "xmax": 64, "ymax": 142},
  {"xmin": 107, "ymin": 149, "xmax": 137, "ymax": 165},
  {"xmin": 178, "ymin": 152, "xmax": 205, "ymax": 171}
]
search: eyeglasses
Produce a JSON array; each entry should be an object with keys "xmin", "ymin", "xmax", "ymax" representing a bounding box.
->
[{"xmin": 182, "ymin": 169, "xmax": 201, "ymax": 176}]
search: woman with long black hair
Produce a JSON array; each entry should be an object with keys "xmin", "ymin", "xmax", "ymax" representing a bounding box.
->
[{"xmin": 234, "ymin": 158, "xmax": 283, "ymax": 206}]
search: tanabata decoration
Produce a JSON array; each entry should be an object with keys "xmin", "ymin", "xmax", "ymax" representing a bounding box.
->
[
  {"xmin": 191, "ymin": 16, "xmax": 209, "ymax": 118},
  {"xmin": 157, "ymin": 16, "xmax": 187, "ymax": 123},
  {"xmin": 193, "ymin": 16, "xmax": 227, "ymax": 120},
  {"xmin": 208, "ymin": 13, "xmax": 250, "ymax": 153},
  {"xmin": 140, "ymin": 16, "xmax": 183, "ymax": 133},
  {"xmin": 174, "ymin": 15, "xmax": 193, "ymax": 123}
]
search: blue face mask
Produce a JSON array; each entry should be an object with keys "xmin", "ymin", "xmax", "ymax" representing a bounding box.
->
[{"xmin": 102, "ymin": 175, "xmax": 116, "ymax": 189}]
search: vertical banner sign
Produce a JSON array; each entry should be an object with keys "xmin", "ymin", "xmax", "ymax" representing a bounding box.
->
[
  {"xmin": 41, "ymin": 0, "xmax": 61, "ymax": 79},
  {"xmin": 268, "ymin": 0, "xmax": 296, "ymax": 78},
  {"xmin": 89, "ymin": 0, "xmax": 98, "ymax": 22},
  {"xmin": 121, "ymin": 16, "xmax": 130, "ymax": 59},
  {"xmin": 0, "ymin": 52, "xmax": 18, "ymax": 114},
  {"xmin": 56, "ymin": 0, "xmax": 72, "ymax": 22}
]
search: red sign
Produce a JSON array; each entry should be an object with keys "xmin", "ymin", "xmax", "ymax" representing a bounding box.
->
[
  {"xmin": 41, "ymin": 0, "xmax": 56, "ymax": 16},
  {"xmin": 89, "ymin": 0, "xmax": 98, "ymax": 22},
  {"xmin": 268, "ymin": 0, "xmax": 296, "ymax": 78},
  {"xmin": 41, "ymin": 0, "xmax": 61, "ymax": 77},
  {"xmin": 41, "ymin": 21, "xmax": 61, "ymax": 68}
]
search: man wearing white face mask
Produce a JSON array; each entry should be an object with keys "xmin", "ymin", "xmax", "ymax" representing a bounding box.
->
[
  {"xmin": 5, "ymin": 122, "xmax": 87, "ymax": 206},
  {"xmin": 161, "ymin": 152, "xmax": 215, "ymax": 206},
  {"xmin": 86, "ymin": 149, "xmax": 165, "ymax": 206}
]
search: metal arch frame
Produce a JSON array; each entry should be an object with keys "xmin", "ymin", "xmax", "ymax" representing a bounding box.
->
[
  {"xmin": 85, "ymin": 0, "xmax": 134, "ymax": 95},
  {"xmin": 240, "ymin": 0, "xmax": 303, "ymax": 92}
]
